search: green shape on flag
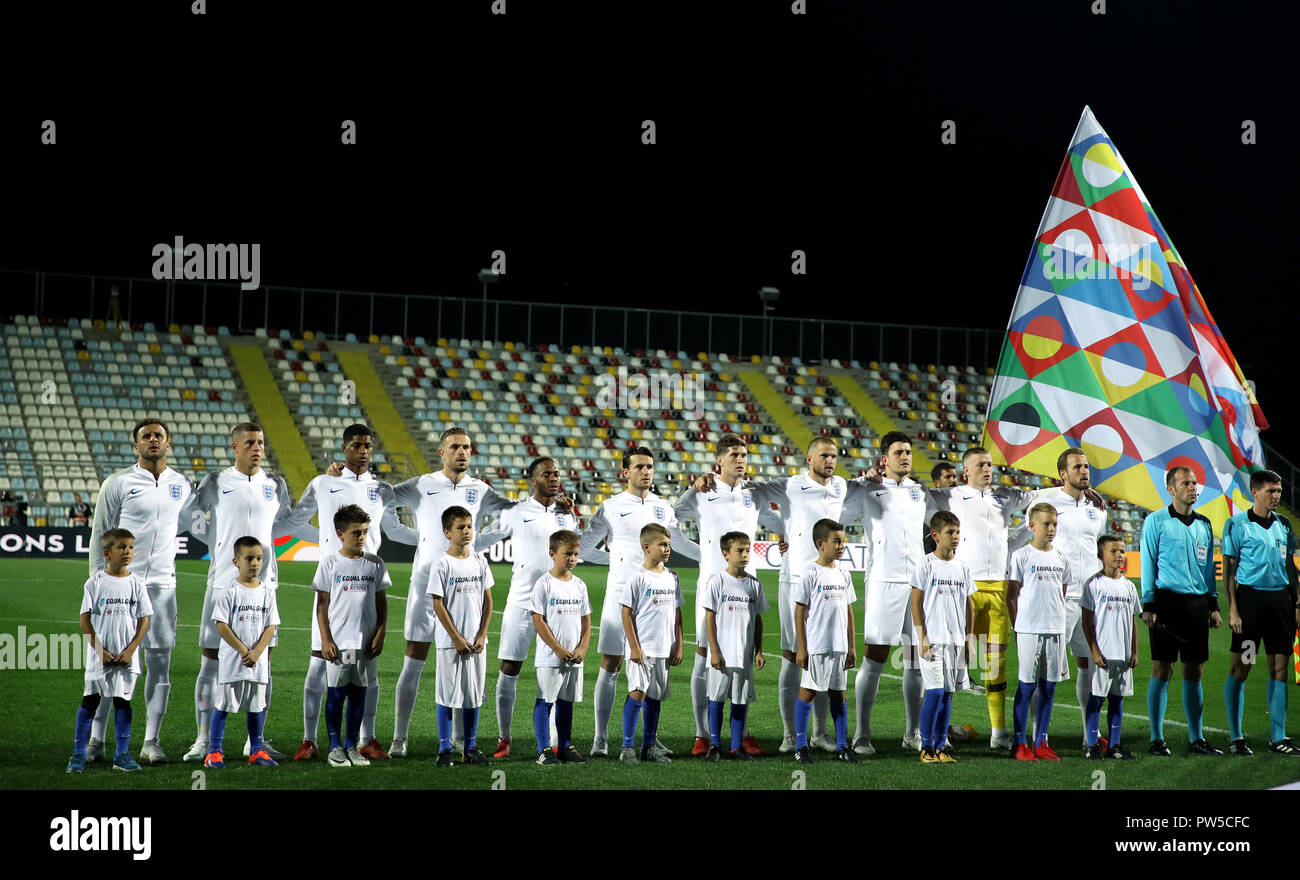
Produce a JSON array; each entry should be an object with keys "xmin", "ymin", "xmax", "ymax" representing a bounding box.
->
[{"xmin": 1114, "ymin": 380, "xmax": 1195, "ymax": 434}]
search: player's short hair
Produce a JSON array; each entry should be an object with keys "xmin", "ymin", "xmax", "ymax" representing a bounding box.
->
[
  {"xmin": 231, "ymin": 422, "xmax": 264, "ymax": 439},
  {"xmin": 931, "ymin": 461, "xmax": 956, "ymax": 482},
  {"xmin": 1165, "ymin": 465, "xmax": 1195, "ymax": 488},
  {"xmin": 333, "ymin": 504, "xmax": 370, "ymax": 531},
  {"xmin": 623, "ymin": 446, "xmax": 654, "ymax": 471},
  {"xmin": 639, "ymin": 522, "xmax": 670, "ymax": 545},
  {"xmin": 717, "ymin": 434, "xmax": 746, "ymax": 455},
  {"xmin": 719, "ymin": 531, "xmax": 750, "ymax": 553},
  {"xmin": 233, "ymin": 535, "xmax": 262, "ymax": 554},
  {"xmin": 549, "ymin": 529, "xmax": 580, "ymax": 552},
  {"xmin": 439, "ymin": 426, "xmax": 471, "ymax": 446},
  {"xmin": 101, "ymin": 527, "xmax": 134, "ymax": 550},
  {"xmin": 1027, "ymin": 502, "xmax": 1058, "ymax": 523},
  {"xmin": 962, "ymin": 445, "xmax": 988, "ymax": 463},
  {"xmin": 131, "ymin": 418, "xmax": 169, "ymax": 443},
  {"xmin": 441, "ymin": 505, "xmax": 472, "ymax": 531},
  {"xmin": 342, "ymin": 424, "xmax": 373, "ymax": 444},
  {"xmin": 527, "ymin": 456, "xmax": 556, "ymax": 480},
  {"xmin": 1056, "ymin": 446, "xmax": 1086, "ymax": 476},
  {"xmin": 806, "ymin": 435, "xmax": 838, "ymax": 454},
  {"xmin": 812, "ymin": 518, "xmax": 844, "ymax": 546},
  {"xmin": 1249, "ymin": 469, "xmax": 1282, "ymax": 491},
  {"xmin": 930, "ymin": 510, "xmax": 960, "ymax": 533},
  {"xmin": 880, "ymin": 430, "xmax": 910, "ymax": 455},
  {"xmin": 1096, "ymin": 533, "xmax": 1124, "ymax": 557}
]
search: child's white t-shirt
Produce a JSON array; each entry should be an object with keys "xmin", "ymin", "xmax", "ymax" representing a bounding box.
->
[
  {"xmin": 910, "ymin": 553, "xmax": 976, "ymax": 645},
  {"xmin": 312, "ymin": 551, "xmax": 391, "ymax": 650},
  {"xmin": 1008, "ymin": 544, "xmax": 1072, "ymax": 634},
  {"xmin": 703, "ymin": 570, "xmax": 769, "ymax": 667},
  {"xmin": 793, "ymin": 562, "xmax": 857, "ymax": 654}
]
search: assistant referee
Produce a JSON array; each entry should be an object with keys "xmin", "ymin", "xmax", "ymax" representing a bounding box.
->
[{"xmin": 1140, "ymin": 465, "xmax": 1222, "ymax": 757}]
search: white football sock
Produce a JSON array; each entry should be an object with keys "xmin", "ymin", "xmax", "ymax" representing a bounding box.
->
[
  {"xmin": 690, "ymin": 653, "xmax": 709, "ymax": 738},
  {"xmin": 856, "ymin": 659, "xmax": 885, "ymax": 744},
  {"xmin": 813, "ymin": 691, "xmax": 830, "ymax": 737},
  {"xmin": 195, "ymin": 655, "xmax": 218, "ymax": 743},
  {"xmin": 143, "ymin": 648, "xmax": 172, "ymax": 743},
  {"xmin": 303, "ymin": 655, "xmax": 326, "ymax": 742},
  {"xmin": 496, "ymin": 671, "xmax": 518, "ymax": 742},
  {"xmin": 778, "ymin": 658, "xmax": 799, "ymax": 737},
  {"xmin": 360, "ymin": 682, "xmax": 380, "ymax": 745},
  {"xmin": 91, "ymin": 694, "xmax": 112, "ymax": 744},
  {"xmin": 902, "ymin": 665, "xmax": 923, "ymax": 739},
  {"xmin": 1028, "ymin": 690, "xmax": 1038, "ymax": 742},
  {"xmin": 452, "ymin": 708, "xmax": 464, "ymax": 742},
  {"xmin": 1075, "ymin": 664, "xmax": 1091, "ymax": 737},
  {"xmin": 594, "ymin": 667, "xmax": 618, "ymax": 744},
  {"xmin": 392, "ymin": 656, "xmax": 425, "ymax": 743}
]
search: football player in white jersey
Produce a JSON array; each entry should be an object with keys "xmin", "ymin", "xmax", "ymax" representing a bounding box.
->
[
  {"xmin": 470, "ymin": 455, "xmax": 581, "ymax": 758},
  {"xmin": 85, "ymin": 418, "xmax": 193, "ymax": 766},
  {"xmin": 739, "ymin": 436, "xmax": 864, "ymax": 754},
  {"xmin": 577, "ymin": 446, "xmax": 700, "ymax": 758},
  {"xmin": 181, "ymin": 423, "xmax": 296, "ymax": 763},
  {"xmin": 673, "ymin": 433, "xmax": 767, "ymax": 757},
  {"xmin": 276, "ymin": 424, "xmax": 418, "ymax": 762},
  {"xmin": 1007, "ymin": 447, "xmax": 1109, "ymax": 751},
  {"xmin": 387, "ymin": 427, "xmax": 572, "ymax": 756}
]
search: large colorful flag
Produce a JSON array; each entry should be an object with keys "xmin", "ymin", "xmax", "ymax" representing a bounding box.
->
[{"xmin": 983, "ymin": 106, "xmax": 1267, "ymax": 535}]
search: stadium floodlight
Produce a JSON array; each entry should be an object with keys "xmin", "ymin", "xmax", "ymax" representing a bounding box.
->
[{"xmin": 478, "ymin": 269, "xmax": 500, "ymax": 340}]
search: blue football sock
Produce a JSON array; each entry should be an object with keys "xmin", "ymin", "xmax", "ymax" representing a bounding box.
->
[
  {"xmin": 534, "ymin": 698, "xmax": 551, "ymax": 752},
  {"xmin": 642, "ymin": 698, "xmax": 661, "ymax": 750},
  {"xmin": 1107, "ymin": 695, "xmax": 1123, "ymax": 746},
  {"xmin": 113, "ymin": 704, "xmax": 132, "ymax": 758},
  {"xmin": 1148, "ymin": 677, "xmax": 1168, "ymax": 741},
  {"xmin": 1182, "ymin": 680, "xmax": 1204, "ymax": 743},
  {"xmin": 1033, "ymin": 680, "xmax": 1055, "ymax": 748},
  {"xmin": 794, "ymin": 697, "xmax": 813, "ymax": 749},
  {"xmin": 621, "ymin": 697, "xmax": 643, "ymax": 749},
  {"xmin": 74, "ymin": 705, "xmax": 94, "ymax": 754},
  {"xmin": 920, "ymin": 688, "xmax": 942, "ymax": 750},
  {"xmin": 707, "ymin": 700, "xmax": 724, "ymax": 747},
  {"xmin": 1013, "ymin": 681, "xmax": 1035, "ymax": 745},
  {"xmin": 209, "ymin": 708, "xmax": 228, "ymax": 754},
  {"xmin": 247, "ymin": 711, "xmax": 263, "ymax": 753},
  {"xmin": 1224, "ymin": 675, "xmax": 1245, "ymax": 740},
  {"xmin": 325, "ymin": 686, "xmax": 345, "ymax": 751},
  {"xmin": 463, "ymin": 705, "xmax": 480, "ymax": 750},
  {"xmin": 436, "ymin": 704, "xmax": 454, "ymax": 752},
  {"xmin": 556, "ymin": 699, "xmax": 573, "ymax": 750},
  {"xmin": 830, "ymin": 698, "xmax": 848, "ymax": 749},
  {"xmin": 938, "ymin": 691, "xmax": 953, "ymax": 749},
  {"xmin": 730, "ymin": 704, "xmax": 748, "ymax": 752},
  {"xmin": 1084, "ymin": 695, "xmax": 1105, "ymax": 746},
  {"xmin": 345, "ymin": 684, "xmax": 366, "ymax": 750},
  {"xmin": 1268, "ymin": 678, "xmax": 1288, "ymax": 742}
]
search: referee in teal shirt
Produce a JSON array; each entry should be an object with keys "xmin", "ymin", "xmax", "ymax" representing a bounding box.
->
[
  {"xmin": 1140, "ymin": 465, "xmax": 1221, "ymax": 756},
  {"xmin": 1222, "ymin": 469, "xmax": 1300, "ymax": 756}
]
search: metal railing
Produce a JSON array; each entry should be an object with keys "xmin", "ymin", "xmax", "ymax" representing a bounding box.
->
[{"xmin": 2, "ymin": 269, "xmax": 1006, "ymax": 371}]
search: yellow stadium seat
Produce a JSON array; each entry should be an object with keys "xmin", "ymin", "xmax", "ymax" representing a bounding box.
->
[
  {"xmin": 295, "ymin": 371, "xmax": 307, "ymax": 382},
  {"xmin": 567, "ymin": 437, "xmax": 580, "ymax": 448},
  {"xmin": 746, "ymin": 465, "xmax": 757, "ymax": 475},
  {"xmin": 396, "ymin": 356, "xmax": 408, "ymax": 366},
  {"xmin": 505, "ymin": 341, "xmax": 515, "ymax": 351},
  {"xmin": 447, "ymin": 368, "xmax": 460, "ymax": 379},
  {"xmin": 563, "ymin": 416, "xmax": 575, "ymax": 427},
  {"xmin": 77, "ymin": 350, "xmax": 90, "ymax": 361},
  {"xmin": 192, "ymin": 458, "xmax": 205, "ymax": 469},
  {"xmin": 304, "ymin": 330, "xmax": 315, "ymax": 340},
  {"xmin": 719, "ymin": 372, "xmax": 731, "ymax": 382},
  {"xmin": 182, "ymin": 389, "xmax": 196, "ymax": 400},
  {"xmin": 149, "ymin": 343, "xmax": 161, "ymax": 354},
  {"xmin": 93, "ymin": 319, "xmax": 105, "ymax": 329},
  {"xmin": 470, "ymin": 390, "xmax": 483, "ymax": 401},
  {"xmin": 292, "ymin": 340, "xmax": 304, "ymax": 351},
  {"xmin": 475, "ymin": 359, "xmax": 486, "ymax": 370},
  {"xmin": 547, "ymin": 394, "xmax": 561, "ymax": 405},
  {"xmin": 571, "ymin": 345, "xmax": 582, "ymax": 355},
  {"xmin": 378, "ymin": 344, "xmax": 390, "ymax": 355},
  {"xmin": 169, "ymin": 323, "xmax": 181, "ymax": 334},
  {"xmin": 705, "ymin": 441, "xmax": 716, "ymax": 453},
  {"xmin": 439, "ymin": 411, "xmax": 451, "ymax": 422},
  {"xmin": 437, "ymin": 338, "xmax": 448, "ymax": 346},
  {"xmin": 369, "ymin": 334, "xmax": 381, "ymax": 344},
  {"xmin": 667, "ymin": 420, "xmax": 678, "ymax": 430},
  {"xmin": 602, "ymin": 409, "xmax": 614, "ymax": 418},
  {"xmin": 751, "ymin": 355, "xmax": 761, "ymax": 363},
  {"xmin": 544, "ymin": 354, "xmax": 556, "ymax": 364},
  {"xmin": 508, "ymin": 413, "xmax": 520, "ymax": 424},
  {"xmin": 682, "ymin": 452, "xmax": 694, "ymax": 463},
  {"xmin": 309, "ymin": 351, "xmax": 322, "ymax": 363},
  {"xmin": 513, "ymin": 372, "xmax": 525, "ymax": 382},
  {"xmin": 596, "ymin": 428, "xmax": 608, "ymax": 439}
]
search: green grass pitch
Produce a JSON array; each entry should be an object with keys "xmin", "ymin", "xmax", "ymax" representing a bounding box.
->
[{"xmin": 3, "ymin": 557, "xmax": 1298, "ymax": 790}]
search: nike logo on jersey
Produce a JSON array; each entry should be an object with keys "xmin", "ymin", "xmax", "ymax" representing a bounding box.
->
[
  {"xmin": 875, "ymin": 490, "xmax": 887, "ymax": 497},
  {"xmin": 330, "ymin": 488, "xmax": 344, "ymax": 493},
  {"xmin": 800, "ymin": 486, "xmax": 813, "ymax": 491},
  {"xmin": 706, "ymin": 497, "xmax": 720, "ymax": 502},
  {"xmin": 222, "ymin": 489, "xmax": 234, "ymax": 495},
  {"xmin": 427, "ymin": 491, "xmax": 440, "ymax": 495},
  {"xmin": 128, "ymin": 489, "xmax": 141, "ymax": 496},
  {"xmin": 620, "ymin": 511, "xmax": 634, "ymax": 517},
  {"xmin": 523, "ymin": 518, "xmax": 536, "ymax": 523}
]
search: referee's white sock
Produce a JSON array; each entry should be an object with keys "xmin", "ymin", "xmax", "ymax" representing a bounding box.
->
[
  {"xmin": 359, "ymin": 680, "xmax": 380, "ymax": 746},
  {"xmin": 143, "ymin": 648, "xmax": 172, "ymax": 743},
  {"xmin": 902, "ymin": 665, "xmax": 923, "ymax": 740},
  {"xmin": 303, "ymin": 656, "xmax": 327, "ymax": 743},
  {"xmin": 855, "ymin": 659, "xmax": 884, "ymax": 745},
  {"xmin": 813, "ymin": 691, "xmax": 830, "ymax": 739},
  {"xmin": 392, "ymin": 656, "xmax": 425, "ymax": 743},
  {"xmin": 496, "ymin": 671, "xmax": 518, "ymax": 743},
  {"xmin": 1075, "ymin": 664, "xmax": 1091, "ymax": 739},
  {"xmin": 593, "ymin": 668, "xmax": 618, "ymax": 745},
  {"xmin": 690, "ymin": 653, "xmax": 709, "ymax": 739},
  {"xmin": 778, "ymin": 658, "xmax": 799, "ymax": 737},
  {"xmin": 195, "ymin": 655, "xmax": 218, "ymax": 744}
]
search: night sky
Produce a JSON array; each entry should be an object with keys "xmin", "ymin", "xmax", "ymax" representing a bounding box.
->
[{"xmin": 4, "ymin": 0, "xmax": 1294, "ymax": 464}]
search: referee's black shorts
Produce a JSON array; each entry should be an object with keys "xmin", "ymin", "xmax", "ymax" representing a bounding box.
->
[
  {"xmin": 1148, "ymin": 590, "xmax": 1210, "ymax": 664},
  {"xmin": 1230, "ymin": 586, "xmax": 1294, "ymax": 656}
]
